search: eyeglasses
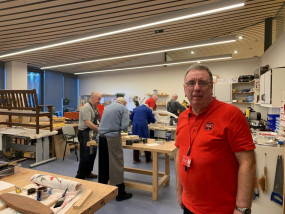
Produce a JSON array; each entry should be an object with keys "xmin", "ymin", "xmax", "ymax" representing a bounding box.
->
[{"xmin": 185, "ymin": 80, "xmax": 212, "ymax": 87}]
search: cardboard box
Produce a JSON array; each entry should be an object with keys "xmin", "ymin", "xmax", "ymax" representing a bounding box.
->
[{"xmin": 24, "ymin": 152, "xmax": 35, "ymax": 158}]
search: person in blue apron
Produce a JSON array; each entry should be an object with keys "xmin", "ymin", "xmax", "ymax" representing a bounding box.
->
[{"xmin": 76, "ymin": 92, "xmax": 102, "ymax": 179}]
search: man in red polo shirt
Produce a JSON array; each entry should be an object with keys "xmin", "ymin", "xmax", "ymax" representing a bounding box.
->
[
  {"xmin": 145, "ymin": 95, "xmax": 158, "ymax": 110},
  {"xmin": 175, "ymin": 64, "xmax": 256, "ymax": 214}
]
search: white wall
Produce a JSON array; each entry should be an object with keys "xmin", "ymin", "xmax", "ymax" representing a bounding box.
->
[
  {"xmin": 79, "ymin": 57, "xmax": 260, "ymax": 105},
  {"xmin": 261, "ymin": 31, "xmax": 285, "ymax": 68},
  {"xmin": 5, "ymin": 61, "xmax": 27, "ymax": 90}
]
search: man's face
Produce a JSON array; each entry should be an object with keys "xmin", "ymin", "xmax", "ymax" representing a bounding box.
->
[
  {"xmin": 92, "ymin": 95, "xmax": 102, "ymax": 106},
  {"xmin": 184, "ymin": 69, "xmax": 213, "ymax": 111}
]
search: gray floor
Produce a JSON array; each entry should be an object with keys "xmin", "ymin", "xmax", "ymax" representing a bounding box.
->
[{"xmin": 21, "ymin": 149, "xmax": 182, "ymax": 214}]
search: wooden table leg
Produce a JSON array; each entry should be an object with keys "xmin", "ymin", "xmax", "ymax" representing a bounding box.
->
[
  {"xmin": 165, "ymin": 154, "xmax": 170, "ymax": 186},
  {"xmin": 152, "ymin": 152, "xmax": 158, "ymax": 200}
]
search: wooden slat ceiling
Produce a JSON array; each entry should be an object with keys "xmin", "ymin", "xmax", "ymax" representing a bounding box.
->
[{"xmin": 0, "ymin": 0, "xmax": 284, "ymax": 74}]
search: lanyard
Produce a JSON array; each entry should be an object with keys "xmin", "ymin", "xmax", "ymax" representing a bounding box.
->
[
  {"xmin": 89, "ymin": 102, "xmax": 99, "ymax": 115},
  {"xmin": 186, "ymin": 106, "xmax": 213, "ymax": 156},
  {"xmin": 184, "ymin": 110, "xmax": 211, "ymax": 172}
]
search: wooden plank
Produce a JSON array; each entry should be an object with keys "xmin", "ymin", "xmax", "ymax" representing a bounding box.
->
[
  {"xmin": 124, "ymin": 167, "xmax": 164, "ymax": 177},
  {"xmin": 124, "ymin": 181, "xmax": 152, "ymax": 192},
  {"xmin": 73, "ymin": 189, "xmax": 92, "ymax": 209},
  {"xmin": 165, "ymin": 154, "xmax": 170, "ymax": 186},
  {"xmin": 158, "ymin": 175, "xmax": 169, "ymax": 190},
  {"xmin": 152, "ymin": 152, "xmax": 158, "ymax": 201},
  {"xmin": 122, "ymin": 140, "xmax": 177, "ymax": 155}
]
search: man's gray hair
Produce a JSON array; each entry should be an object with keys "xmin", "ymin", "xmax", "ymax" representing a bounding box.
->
[
  {"xmin": 117, "ymin": 97, "xmax": 127, "ymax": 104},
  {"xmin": 184, "ymin": 64, "xmax": 213, "ymax": 82}
]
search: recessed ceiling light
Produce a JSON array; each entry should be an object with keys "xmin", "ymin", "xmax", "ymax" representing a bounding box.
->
[
  {"xmin": 190, "ymin": 50, "xmax": 195, "ymax": 54},
  {"xmin": 234, "ymin": 50, "xmax": 238, "ymax": 54},
  {"xmin": 238, "ymin": 36, "xmax": 244, "ymax": 40},
  {"xmin": 155, "ymin": 29, "xmax": 164, "ymax": 34}
]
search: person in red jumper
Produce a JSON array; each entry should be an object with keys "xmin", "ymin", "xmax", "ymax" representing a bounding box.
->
[
  {"xmin": 145, "ymin": 95, "xmax": 158, "ymax": 110},
  {"xmin": 175, "ymin": 64, "xmax": 256, "ymax": 214}
]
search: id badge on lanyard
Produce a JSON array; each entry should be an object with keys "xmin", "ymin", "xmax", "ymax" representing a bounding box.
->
[
  {"xmin": 182, "ymin": 155, "xmax": 192, "ymax": 168},
  {"xmin": 183, "ymin": 146, "xmax": 192, "ymax": 171},
  {"xmin": 182, "ymin": 112, "xmax": 205, "ymax": 172},
  {"xmin": 181, "ymin": 102, "xmax": 213, "ymax": 171}
]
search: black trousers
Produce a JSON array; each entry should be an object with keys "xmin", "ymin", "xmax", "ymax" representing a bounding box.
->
[
  {"xmin": 184, "ymin": 205, "xmax": 194, "ymax": 214},
  {"xmin": 98, "ymin": 135, "xmax": 109, "ymax": 184},
  {"xmin": 76, "ymin": 129, "xmax": 97, "ymax": 179},
  {"xmin": 133, "ymin": 150, "xmax": 151, "ymax": 161}
]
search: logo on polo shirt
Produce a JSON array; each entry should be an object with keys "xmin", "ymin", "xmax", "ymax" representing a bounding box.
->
[{"xmin": 204, "ymin": 121, "xmax": 214, "ymax": 131}]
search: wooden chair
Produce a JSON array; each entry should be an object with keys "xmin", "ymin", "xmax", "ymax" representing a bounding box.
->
[{"xmin": 62, "ymin": 125, "xmax": 79, "ymax": 161}]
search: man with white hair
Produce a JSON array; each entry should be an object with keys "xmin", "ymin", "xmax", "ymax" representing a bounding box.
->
[{"xmin": 98, "ymin": 97, "xmax": 132, "ymax": 201}]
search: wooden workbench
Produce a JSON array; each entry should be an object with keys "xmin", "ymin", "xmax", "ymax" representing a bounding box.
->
[
  {"xmin": 0, "ymin": 127, "xmax": 58, "ymax": 167},
  {"xmin": 0, "ymin": 167, "xmax": 118, "ymax": 214},
  {"xmin": 88, "ymin": 139, "xmax": 177, "ymax": 201},
  {"xmin": 123, "ymin": 139, "xmax": 177, "ymax": 200}
]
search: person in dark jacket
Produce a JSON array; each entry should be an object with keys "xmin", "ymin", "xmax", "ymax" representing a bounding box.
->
[
  {"xmin": 130, "ymin": 104, "xmax": 156, "ymax": 163},
  {"xmin": 167, "ymin": 94, "xmax": 186, "ymax": 116}
]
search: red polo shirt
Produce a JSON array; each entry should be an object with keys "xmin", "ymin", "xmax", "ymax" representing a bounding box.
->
[{"xmin": 175, "ymin": 98, "xmax": 255, "ymax": 214}]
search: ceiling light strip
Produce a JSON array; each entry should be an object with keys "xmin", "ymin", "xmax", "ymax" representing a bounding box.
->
[
  {"xmin": 0, "ymin": 0, "xmax": 244, "ymax": 59},
  {"xmin": 41, "ymin": 35, "xmax": 236, "ymax": 69},
  {"xmin": 74, "ymin": 54, "xmax": 232, "ymax": 75}
]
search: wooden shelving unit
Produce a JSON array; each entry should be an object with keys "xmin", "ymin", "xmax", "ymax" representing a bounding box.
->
[{"xmin": 232, "ymin": 80, "xmax": 255, "ymax": 111}]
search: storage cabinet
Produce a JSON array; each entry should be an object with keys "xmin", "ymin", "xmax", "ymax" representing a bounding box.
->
[
  {"xmin": 260, "ymin": 71, "xmax": 271, "ymax": 105},
  {"xmin": 253, "ymin": 79, "xmax": 261, "ymax": 104},
  {"xmin": 260, "ymin": 68, "xmax": 285, "ymax": 108}
]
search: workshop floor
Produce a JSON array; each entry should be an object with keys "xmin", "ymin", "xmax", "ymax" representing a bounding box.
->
[{"xmin": 21, "ymin": 149, "xmax": 181, "ymax": 214}]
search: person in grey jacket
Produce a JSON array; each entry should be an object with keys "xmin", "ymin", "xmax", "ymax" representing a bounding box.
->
[
  {"xmin": 98, "ymin": 97, "xmax": 132, "ymax": 201},
  {"xmin": 167, "ymin": 94, "xmax": 186, "ymax": 117}
]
